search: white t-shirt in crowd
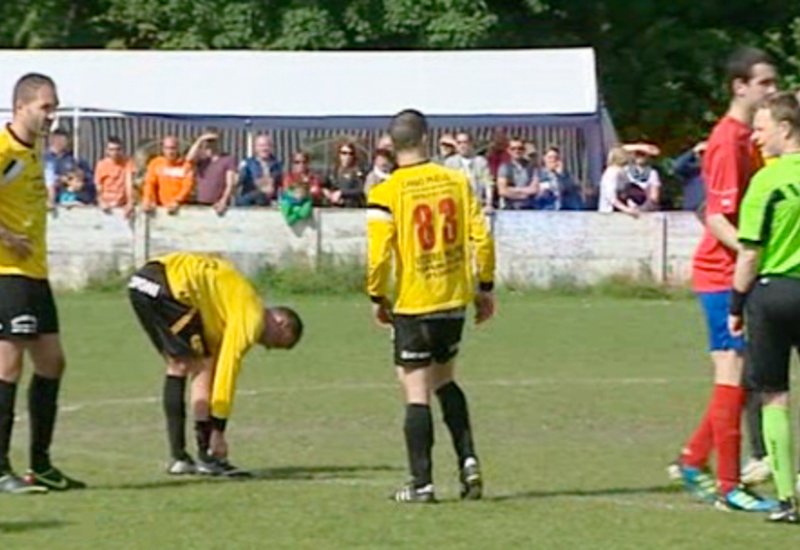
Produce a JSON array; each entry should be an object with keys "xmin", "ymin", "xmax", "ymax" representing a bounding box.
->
[{"xmin": 598, "ymin": 165, "xmax": 626, "ymax": 213}]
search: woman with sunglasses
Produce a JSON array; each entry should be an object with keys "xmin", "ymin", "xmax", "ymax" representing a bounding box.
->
[{"xmin": 326, "ymin": 141, "xmax": 366, "ymax": 208}]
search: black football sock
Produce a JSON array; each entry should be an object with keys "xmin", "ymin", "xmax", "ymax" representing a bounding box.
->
[
  {"xmin": 163, "ymin": 375, "xmax": 188, "ymax": 461},
  {"xmin": 744, "ymin": 390, "xmax": 766, "ymax": 460},
  {"xmin": 29, "ymin": 374, "xmax": 60, "ymax": 472},
  {"xmin": 0, "ymin": 380, "xmax": 17, "ymax": 474},
  {"xmin": 436, "ymin": 381, "xmax": 476, "ymax": 467},
  {"xmin": 404, "ymin": 404, "xmax": 433, "ymax": 488},
  {"xmin": 194, "ymin": 420, "xmax": 212, "ymax": 461}
]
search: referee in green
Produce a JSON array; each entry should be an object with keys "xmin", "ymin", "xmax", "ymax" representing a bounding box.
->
[{"xmin": 729, "ymin": 91, "xmax": 800, "ymax": 524}]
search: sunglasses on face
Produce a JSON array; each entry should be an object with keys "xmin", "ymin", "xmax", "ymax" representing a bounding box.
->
[
  {"xmin": 340, "ymin": 150, "xmax": 354, "ymax": 155},
  {"xmin": 293, "ymin": 159, "xmax": 307, "ymax": 164},
  {"xmin": 509, "ymin": 146, "xmax": 525, "ymax": 151}
]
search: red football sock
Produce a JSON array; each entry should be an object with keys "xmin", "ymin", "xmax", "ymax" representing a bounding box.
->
[
  {"xmin": 711, "ymin": 384, "xmax": 746, "ymax": 494},
  {"xmin": 681, "ymin": 406, "xmax": 714, "ymax": 468}
]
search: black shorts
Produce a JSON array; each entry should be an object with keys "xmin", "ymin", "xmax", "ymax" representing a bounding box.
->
[
  {"xmin": 128, "ymin": 262, "xmax": 209, "ymax": 359},
  {"xmin": 745, "ymin": 276, "xmax": 800, "ymax": 393},
  {"xmin": 0, "ymin": 275, "xmax": 59, "ymax": 339},
  {"xmin": 393, "ymin": 308, "xmax": 465, "ymax": 368}
]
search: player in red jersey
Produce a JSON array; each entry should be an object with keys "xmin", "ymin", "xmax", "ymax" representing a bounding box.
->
[{"xmin": 675, "ymin": 47, "xmax": 779, "ymax": 512}]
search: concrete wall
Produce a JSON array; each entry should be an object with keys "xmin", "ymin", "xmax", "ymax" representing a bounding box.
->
[{"xmin": 45, "ymin": 207, "xmax": 705, "ymax": 290}]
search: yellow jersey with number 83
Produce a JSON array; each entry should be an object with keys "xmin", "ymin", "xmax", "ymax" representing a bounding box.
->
[{"xmin": 367, "ymin": 161, "xmax": 495, "ymax": 315}]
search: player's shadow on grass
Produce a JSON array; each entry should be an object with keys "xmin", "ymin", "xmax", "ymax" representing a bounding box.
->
[
  {"xmin": 250, "ymin": 464, "xmax": 401, "ymax": 481},
  {"xmin": 485, "ymin": 485, "xmax": 679, "ymax": 503},
  {"xmin": 97, "ymin": 464, "xmax": 401, "ymax": 491},
  {"xmin": 0, "ymin": 519, "xmax": 69, "ymax": 534}
]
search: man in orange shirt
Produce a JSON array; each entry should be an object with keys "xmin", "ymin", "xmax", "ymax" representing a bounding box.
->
[
  {"xmin": 95, "ymin": 137, "xmax": 135, "ymax": 217},
  {"xmin": 143, "ymin": 136, "xmax": 193, "ymax": 214}
]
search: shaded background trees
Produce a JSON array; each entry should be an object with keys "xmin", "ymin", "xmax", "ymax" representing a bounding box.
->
[{"xmin": 2, "ymin": 0, "xmax": 800, "ymax": 152}]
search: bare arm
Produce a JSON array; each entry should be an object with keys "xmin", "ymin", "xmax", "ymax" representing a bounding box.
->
[
  {"xmin": 611, "ymin": 197, "xmax": 640, "ymax": 218},
  {"xmin": 706, "ymin": 214, "xmax": 741, "ymax": 252},
  {"xmin": 497, "ymin": 176, "xmax": 531, "ymax": 200},
  {"xmin": 0, "ymin": 219, "xmax": 32, "ymax": 258},
  {"xmin": 214, "ymin": 169, "xmax": 237, "ymax": 213},
  {"xmin": 185, "ymin": 133, "xmax": 217, "ymax": 163},
  {"xmin": 728, "ymin": 244, "xmax": 761, "ymax": 337},
  {"xmin": 732, "ymin": 245, "xmax": 760, "ymax": 293}
]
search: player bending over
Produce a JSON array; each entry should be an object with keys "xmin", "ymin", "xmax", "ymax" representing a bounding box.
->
[{"xmin": 128, "ymin": 252, "xmax": 303, "ymax": 475}]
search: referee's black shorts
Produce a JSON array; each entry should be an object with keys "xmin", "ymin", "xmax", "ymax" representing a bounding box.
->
[
  {"xmin": 0, "ymin": 275, "xmax": 59, "ymax": 339},
  {"xmin": 393, "ymin": 308, "xmax": 465, "ymax": 368},
  {"xmin": 745, "ymin": 276, "xmax": 800, "ymax": 393},
  {"xmin": 127, "ymin": 262, "xmax": 209, "ymax": 359}
]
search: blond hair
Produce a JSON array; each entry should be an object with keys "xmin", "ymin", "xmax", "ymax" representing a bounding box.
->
[{"xmin": 607, "ymin": 146, "xmax": 628, "ymax": 167}]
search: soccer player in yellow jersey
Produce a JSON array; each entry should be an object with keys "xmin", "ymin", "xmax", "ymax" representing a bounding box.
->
[
  {"xmin": 128, "ymin": 252, "xmax": 303, "ymax": 475},
  {"xmin": 0, "ymin": 74, "xmax": 86, "ymax": 494},
  {"xmin": 367, "ymin": 109, "xmax": 495, "ymax": 503}
]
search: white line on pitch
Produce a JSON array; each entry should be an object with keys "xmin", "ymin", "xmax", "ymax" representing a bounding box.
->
[{"xmin": 39, "ymin": 376, "xmax": 704, "ymax": 417}]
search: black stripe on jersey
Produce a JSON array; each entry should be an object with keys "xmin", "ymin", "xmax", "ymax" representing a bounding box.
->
[
  {"xmin": 1, "ymin": 159, "xmax": 18, "ymax": 176},
  {"xmin": 759, "ymin": 188, "xmax": 786, "ymax": 245},
  {"xmin": 367, "ymin": 203, "xmax": 392, "ymax": 214}
]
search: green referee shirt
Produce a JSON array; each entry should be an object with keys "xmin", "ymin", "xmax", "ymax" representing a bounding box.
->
[{"xmin": 738, "ymin": 152, "xmax": 800, "ymax": 278}]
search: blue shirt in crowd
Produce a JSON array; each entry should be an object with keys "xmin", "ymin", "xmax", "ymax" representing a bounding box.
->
[{"xmin": 672, "ymin": 148, "xmax": 704, "ymax": 211}]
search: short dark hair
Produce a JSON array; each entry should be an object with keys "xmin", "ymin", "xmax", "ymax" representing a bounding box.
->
[
  {"xmin": 545, "ymin": 146, "xmax": 560, "ymax": 155},
  {"xmin": 273, "ymin": 306, "xmax": 303, "ymax": 349},
  {"xmin": 12, "ymin": 73, "xmax": 55, "ymax": 109},
  {"xmin": 389, "ymin": 109, "xmax": 427, "ymax": 151},
  {"xmin": 107, "ymin": 136, "xmax": 123, "ymax": 146},
  {"xmin": 374, "ymin": 148, "xmax": 393, "ymax": 161},
  {"xmin": 51, "ymin": 127, "xmax": 69, "ymax": 138},
  {"xmin": 726, "ymin": 47, "xmax": 775, "ymax": 89},
  {"xmin": 293, "ymin": 150, "xmax": 310, "ymax": 162}
]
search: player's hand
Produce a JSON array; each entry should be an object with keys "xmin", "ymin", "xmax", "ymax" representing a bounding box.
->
[
  {"xmin": 728, "ymin": 314, "xmax": 745, "ymax": 337},
  {"xmin": 0, "ymin": 229, "xmax": 33, "ymax": 259},
  {"xmin": 209, "ymin": 429, "xmax": 228, "ymax": 459},
  {"xmin": 372, "ymin": 298, "xmax": 393, "ymax": 327},
  {"xmin": 474, "ymin": 291, "xmax": 495, "ymax": 325}
]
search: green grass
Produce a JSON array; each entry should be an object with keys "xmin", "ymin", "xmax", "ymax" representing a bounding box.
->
[{"xmin": 0, "ymin": 292, "xmax": 788, "ymax": 548}]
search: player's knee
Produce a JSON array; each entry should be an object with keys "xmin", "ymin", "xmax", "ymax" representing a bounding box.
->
[
  {"xmin": 712, "ymin": 350, "xmax": 744, "ymax": 385},
  {"xmin": 0, "ymin": 363, "xmax": 23, "ymax": 383},
  {"xmin": 762, "ymin": 391, "xmax": 789, "ymax": 407},
  {"xmin": 431, "ymin": 361, "xmax": 455, "ymax": 390},
  {"xmin": 165, "ymin": 359, "xmax": 190, "ymax": 377},
  {"xmin": 0, "ymin": 342, "xmax": 24, "ymax": 382},
  {"xmin": 34, "ymin": 353, "xmax": 66, "ymax": 379}
]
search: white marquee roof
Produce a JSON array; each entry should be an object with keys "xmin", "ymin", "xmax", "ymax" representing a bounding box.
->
[{"xmin": 0, "ymin": 48, "xmax": 599, "ymax": 120}]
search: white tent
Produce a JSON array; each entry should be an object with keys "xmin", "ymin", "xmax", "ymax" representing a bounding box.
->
[{"xmin": 0, "ymin": 48, "xmax": 615, "ymax": 182}]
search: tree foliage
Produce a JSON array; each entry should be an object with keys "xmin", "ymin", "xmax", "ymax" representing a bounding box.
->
[{"xmin": 2, "ymin": 0, "xmax": 800, "ymax": 150}]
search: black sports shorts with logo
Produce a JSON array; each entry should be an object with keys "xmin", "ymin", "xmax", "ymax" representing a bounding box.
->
[
  {"xmin": 745, "ymin": 276, "xmax": 800, "ymax": 393},
  {"xmin": 0, "ymin": 275, "xmax": 59, "ymax": 339},
  {"xmin": 128, "ymin": 262, "xmax": 209, "ymax": 359},
  {"xmin": 393, "ymin": 308, "xmax": 466, "ymax": 368}
]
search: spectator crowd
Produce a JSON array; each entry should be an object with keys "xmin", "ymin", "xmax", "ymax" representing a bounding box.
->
[{"xmin": 46, "ymin": 125, "xmax": 709, "ymax": 223}]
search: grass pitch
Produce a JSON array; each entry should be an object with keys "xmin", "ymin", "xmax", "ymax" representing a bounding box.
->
[{"xmin": 0, "ymin": 292, "xmax": 793, "ymax": 548}]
